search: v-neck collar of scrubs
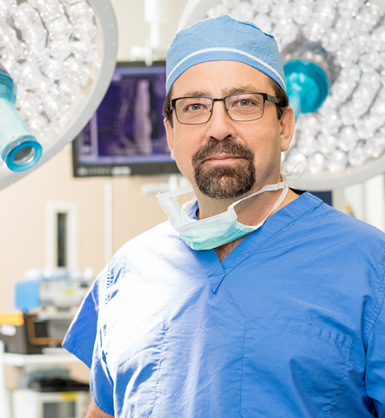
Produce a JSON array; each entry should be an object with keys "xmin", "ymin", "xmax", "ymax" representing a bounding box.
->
[{"xmin": 186, "ymin": 192, "xmax": 323, "ymax": 293}]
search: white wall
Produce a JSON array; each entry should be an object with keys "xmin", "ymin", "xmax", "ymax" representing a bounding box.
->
[{"xmin": 110, "ymin": 0, "xmax": 188, "ymax": 61}]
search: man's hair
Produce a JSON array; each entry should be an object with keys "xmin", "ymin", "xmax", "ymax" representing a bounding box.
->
[{"xmin": 163, "ymin": 79, "xmax": 290, "ymax": 128}]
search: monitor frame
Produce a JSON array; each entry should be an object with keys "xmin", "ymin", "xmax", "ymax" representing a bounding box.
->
[{"xmin": 72, "ymin": 61, "xmax": 179, "ymax": 178}]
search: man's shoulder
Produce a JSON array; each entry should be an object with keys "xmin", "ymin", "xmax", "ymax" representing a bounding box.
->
[
  {"xmin": 298, "ymin": 192, "xmax": 385, "ymax": 245},
  {"xmin": 112, "ymin": 220, "xmax": 182, "ymax": 263},
  {"xmin": 125, "ymin": 220, "xmax": 176, "ymax": 247},
  {"xmin": 96, "ymin": 220, "xmax": 184, "ymax": 290}
]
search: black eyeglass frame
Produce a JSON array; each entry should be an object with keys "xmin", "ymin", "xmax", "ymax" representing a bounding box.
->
[{"xmin": 170, "ymin": 92, "xmax": 281, "ymax": 125}]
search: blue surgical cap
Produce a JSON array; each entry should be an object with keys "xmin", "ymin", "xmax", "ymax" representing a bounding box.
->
[{"xmin": 166, "ymin": 15, "xmax": 286, "ymax": 94}]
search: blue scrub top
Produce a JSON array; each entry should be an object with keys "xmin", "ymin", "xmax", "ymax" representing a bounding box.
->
[{"xmin": 63, "ymin": 193, "xmax": 385, "ymax": 417}]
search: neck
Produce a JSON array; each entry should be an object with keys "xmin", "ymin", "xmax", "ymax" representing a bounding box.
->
[
  {"xmin": 195, "ymin": 176, "xmax": 291, "ymax": 224},
  {"xmin": 213, "ymin": 188, "xmax": 299, "ymax": 262}
]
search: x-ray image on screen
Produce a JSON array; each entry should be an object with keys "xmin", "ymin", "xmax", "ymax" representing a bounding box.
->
[{"xmin": 72, "ymin": 62, "xmax": 179, "ymax": 177}]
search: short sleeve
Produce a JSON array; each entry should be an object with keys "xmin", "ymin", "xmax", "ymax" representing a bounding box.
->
[
  {"xmin": 365, "ymin": 285, "xmax": 385, "ymax": 417},
  {"xmin": 62, "ymin": 267, "xmax": 115, "ymax": 415},
  {"xmin": 89, "ymin": 319, "xmax": 115, "ymax": 415}
]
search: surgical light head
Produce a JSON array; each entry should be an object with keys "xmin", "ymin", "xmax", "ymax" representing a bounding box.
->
[{"xmin": 0, "ymin": 65, "xmax": 42, "ymax": 172}]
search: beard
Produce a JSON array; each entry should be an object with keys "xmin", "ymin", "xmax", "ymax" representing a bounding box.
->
[{"xmin": 192, "ymin": 138, "xmax": 256, "ymax": 199}]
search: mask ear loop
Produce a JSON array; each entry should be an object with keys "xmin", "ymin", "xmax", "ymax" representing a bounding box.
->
[
  {"xmin": 157, "ymin": 186, "xmax": 197, "ymax": 211},
  {"xmin": 264, "ymin": 181, "xmax": 289, "ymax": 219},
  {"xmin": 281, "ymin": 162, "xmax": 306, "ymax": 180},
  {"xmin": 181, "ymin": 195, "xmax": 198, "ymax": 211},
  {"xmin": 228, "ymin": 179, "xmax": 287, "ymax": 211},
  {"xmin": 185, "ymin": 180, "xmax": 288, "ymax": 218},
  {"xmin": 227, "ymin": 179, "xmax": 288, "ymax": 226}
]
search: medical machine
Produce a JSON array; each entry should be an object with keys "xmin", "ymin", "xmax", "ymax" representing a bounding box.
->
[
  {"xmin": 0, "ymin": 270, "xmax": 92, "ymax": 354},
  {"xmin": 12, "ymin": 389, "xmax": 89, "ymax": 418}
]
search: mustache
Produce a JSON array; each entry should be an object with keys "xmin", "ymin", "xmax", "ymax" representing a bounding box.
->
[{"xmin": 192, "ymin": 139, "xmax": 254, "ymax": 166}]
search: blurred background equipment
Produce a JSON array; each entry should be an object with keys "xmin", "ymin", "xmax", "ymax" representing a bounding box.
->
[{"xmin": 0, "ymin": 269, "xmax": 92, "ymax": 354}]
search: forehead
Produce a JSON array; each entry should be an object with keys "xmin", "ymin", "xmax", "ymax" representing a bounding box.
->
[{"xmin": 171, "ymin": 60, "xmax": 275, "ymax": 97}]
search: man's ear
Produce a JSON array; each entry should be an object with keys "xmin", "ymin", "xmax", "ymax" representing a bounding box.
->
[
  {"xmin": 279, "ymin": 106, "xmax": 296, "ymax": 152},
  {"xmin": 164, "ymin": 118, "xmax": 175, "ymax": 160}
]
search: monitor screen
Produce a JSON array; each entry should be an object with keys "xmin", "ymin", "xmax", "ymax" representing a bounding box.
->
[{"xmin": 72, "ymin": 61, "xmax": 179, "ymax": 177}]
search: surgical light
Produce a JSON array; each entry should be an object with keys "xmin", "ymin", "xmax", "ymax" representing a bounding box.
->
[
  {"xmin": 178, "ymin": 0, "xmax": 385, "ymax": 190},
  {"xmin": 0, "ymin": 0, "xmax": 117, "ymax": 188},
  {"xmin": 0, "ymin": 65, "xmax": 42, "ymax": 171},
  {"xmin": 284, "ymin": 60, "xmax": 329, "ymax": 119}
]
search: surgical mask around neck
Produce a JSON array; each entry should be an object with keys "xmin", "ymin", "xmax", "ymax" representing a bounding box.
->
[{"xmin": 157, "ymin": 180, "xmax": 288, "ymax": 251}]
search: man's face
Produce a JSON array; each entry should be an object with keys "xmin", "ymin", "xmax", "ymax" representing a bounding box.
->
[{"xmin": 164, "ymin": 60, "xmax": 294, "ymax": 200}]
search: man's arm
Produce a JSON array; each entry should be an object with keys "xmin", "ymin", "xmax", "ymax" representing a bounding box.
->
[{"xmin": 85, "ymin": 396, "xmax": 114, "ymax": 418}]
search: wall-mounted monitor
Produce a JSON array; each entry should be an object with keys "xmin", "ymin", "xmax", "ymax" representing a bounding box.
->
[{"xmin": 72, "ymin": 61, "xmax": 179, "ymax": 177}]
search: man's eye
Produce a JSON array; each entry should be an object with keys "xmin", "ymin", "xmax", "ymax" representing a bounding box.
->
[
  {"xmin": 238, "ymin": 99, "xmax": 252, "ymax": 106},
  {"xmin": 234, "ymin": 98, "xmax": 256, "ymax": 107},
  {"xmin": 185, "ymin": 103, "xmax": 205, "ymax": 112}
]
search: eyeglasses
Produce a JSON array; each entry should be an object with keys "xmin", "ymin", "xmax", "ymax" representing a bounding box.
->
[{"xmin": 170, "ymin": 92, "xmax": 280, "ymax": 125}]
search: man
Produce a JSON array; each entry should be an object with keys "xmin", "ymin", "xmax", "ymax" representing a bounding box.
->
[{"xmin": 63, "ymin": 15, "xmax": 385, "ymax": 417}]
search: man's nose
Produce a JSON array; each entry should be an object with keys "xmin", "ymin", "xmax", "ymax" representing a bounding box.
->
[{"xmin": 206, "ymin": 100, "xmax": 235, "ymax": 140}]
